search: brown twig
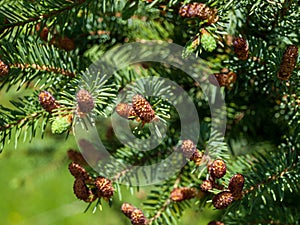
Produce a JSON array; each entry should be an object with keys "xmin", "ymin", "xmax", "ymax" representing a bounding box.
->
[{"xmin": 11, "ymin": 63, "xmax": 76, "ymax": 78}]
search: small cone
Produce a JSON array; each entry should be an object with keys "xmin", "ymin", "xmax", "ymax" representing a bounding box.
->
[
  {"xmin": 116, "ymin": 103, "xmax": 138, "ymax": 120},
  {"xmin": 73, "ymin": 178, "xmax": 96, "ymax": 202},
  {"xmin": 130, "ymin": 208, "xmax": 147, "ymax": 225},
  {"xmin": 76, "ymin": 89, "xmax": 94, "ymax": 114},
  {"xmin": 170, "ymin": 187, "xmax": 197, "ymax": 202},
  {"xmin": 68, "ymin": 162, "xmax": 90, "ymax": 180},
  {"xmin": 67, "ymin": 149, "xmax": 88, "ymax": 166},
  {"xmin": 132, "ymin": 94, "xmax": 156, "ymax": 124},
  {"xmin": 277, "ymin": 45, "xmax": 298, "ymax": 80},
  {"xmin": 212, "ymin": 191, "xmax": 234, "ymax": 209},
  {"xmin": 191, "ymin": 150, "xmax": 203, "ymax": 165},
  {"xmin": 200, "ymin": 180, "xmax": 213, "ymax": 192},
  {"xmin": 0, "ymin": 59, "xmax": 10, "ymax": 77},
  {"xmin": 180, "ymin": 139, "xmax": 197, "ymax": 159},
  {"xmin": 233, "ymin": 37, "xmax": 249, "ymax": 60},
  {"xmin": 209, "ymin": 159, "xmax": 226, "ymax": 179},
  {"xmin": 38, "ymin": 91, "xmax": 60, "ymax": 113},
  {"xmin": 121, "ymin": 203, "xmax": 136, "ymax": 218},
  {"xmin": 179, "ymin": 3, "xmax": 219, "ymax": 24},
  {"xmin": 228, "ymin": 174, "xmax": 245, "ymax": 196},
  {"xmin": 208, "ymin": 71, "xmax": 237, "ymax": 88},
  {"xmin": 94, "ymin": 177, "xmax": 114, "ymax": 199}
]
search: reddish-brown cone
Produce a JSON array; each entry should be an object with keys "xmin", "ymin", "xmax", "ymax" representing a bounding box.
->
[
  {"xmin": 73, "ymin": 178, "xmax": 96, "ymax": 202},
  {"xmin": 121, "ymin": 203, "xmax": 136, "ymax": 218},
  {"xmin": 277, "ymin": 45, "xmax": 298, "ymax": 80},
  {"xmin": 180, "ymin": 139, "xmax": 197, "ymax": 159},
  {"xmin": 130, "ymin": 209, "xmax": 147, "ymax": 225},
  {"xmin": 208, "ymin": 71, "xmax": 237, "ymax": 88},
  {"xmin": 191, "ymin": 150, "xmax": 203, "ymax": 165},
  {"xmin": 67, "ymin": 149, "xmax": 88, "ymax": 166},
  {"xmin": 212, "ymin": 191, "xmax": 234, "ymax": 209},
  {"xmin": 68, "ymin": 162, "xmax": 91, "ymax": 181},
  {"xmin": 200, "ymin": 179, "xmax": 213, "ymax": 192},
  {"xmin": 76, "ymin": 89, "xmax": 94, "ymax": 114},
  {"xmin": 170, "ymin": 187, "xmax": 197, "ymax": 202},
  {"xmin": 209, "ymin": 159, "xmax": 227, "ymax": 179},
  {"xmin": 228, "ymin": 174, "xmax": 245, "ymax": 196},
  {"xmin": 116, "ymin": 103, "xmax": 138, "ymax": 120},
  {"xmin": 132, "ymin": 94, "xmax": 156, "ymax": 124},
  {"xmin": 121, "ymin": 203, "xmax": 147, "ymax": 225},
  {"xmin": 233, "ymin": 37, "xmax": 249, "ymax": 60},
  {"xmin": 94, "ymin": 177, "xmax": 114, "ymax": 199},
  {"xmin": 0, "ymin": 59, "xmax": 10, "ymax": 77},
  {"xmin": 38, "ymin": 91, "xmax": 60, "ymax": 113},
  {"xmin": 179, "ymin": 3, "xmax": 219, "ymax": 24}
]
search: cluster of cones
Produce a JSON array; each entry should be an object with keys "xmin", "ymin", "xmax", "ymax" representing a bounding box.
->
[
  {"xmin": 67, "ymin": 149, "xmax": 114, "ymax": 203},
  {"xmin": 116, "ymin": 94, "xmax": 158, "ymax": 126}
]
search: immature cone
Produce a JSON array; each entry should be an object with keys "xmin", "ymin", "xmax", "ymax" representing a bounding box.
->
[
  {"xmin": 132, "ymin": 94, "xmax": 156, "ymax": 124},
  {"xmin": 233, "ymin": 37, "xmax": 249, "ymax": 60},
  {"xmin": 212, "ymin": 191, "xmax": 234, "ymax": 209},
  {"xmin": 190, "ymin": 150, "xmax": 203, "ymax": 165},
  {"xmin": 121, "ymin": 203, "xmax": 136, "ymax": 218},
  {"xmin": 209, "ymin": 159, "xmax": 226, "ymax": 179},
  {"xmin": 50, "ymin": 36, "xmax": 75, "ymax": 51},
  {"xmin": 200, "ymin": 179, "xmax": 213, "ymax": 192},
  {"xmin": 38, "ymin": 91, "xmax": 60, "ymax": 113},
  {"xmin": 228, "ymin": 174, "xmax": 245, "ymax": 196},
  {"xmin": 116, "ymin": 103, "xmax": 138, "ymax": 120},
  {"xmin": 73, "ymin": 178, "xmax": 96, "ymax": 202},
  {"xmin": 170, "ymin": 187, "xmax": 197, "ymax": 202},
  {"xmin": 179, "ymin": 3, "xmax": 219, "ymax": 24},
  {"xmin": 208, "ymin": 221, "xmax": 225, "ymax": 225},
  {"xmin": 76, "ymin": 89, "xmax": 94, "ymax": 114},
  {"xmin": 67, "ymin": 149, "xmax": 88, "ymax": 166},
  {"xmin": 121, "ymin": 203, "xmax": 147, "ymax": 225},
  {"xmin": 180, "ymin": 139, "xmax": 197, "ymax": 159},
  {"xmin": 68, "ymin": 162, "xmax": 90, "ymax": 181},
  {"xmin": 277, "ymin": 45, "xmax": 298, "ymax": 80},
  {"xmin": 201, "ymin": 29, "xmax": 217, "ymax": 52},
  {"xmin": 35, "ymin": 23, "xmax": 49, "ymax": 41},
  {"xmin": 208, "ymin": 71, "xmax": 237, "ymax": 88},
  {"xmin": 51, "ymin": 115, "xmax": 72, "ymax": 134},
  {"xmin": 0, "ymin": 59, "xmax": 10, "ymax": 77},
  {"xmin": 130, "ymin": 209, "xmax": 147, "ymax": 225},
  {"xmin": 94, "ymin": 177, "xmax": 114, "ymax": 199}
]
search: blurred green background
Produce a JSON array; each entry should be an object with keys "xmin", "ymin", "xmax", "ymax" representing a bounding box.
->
[{"xmin": 0, "ymin": 89, "xmax": 217, "ymax": 225}]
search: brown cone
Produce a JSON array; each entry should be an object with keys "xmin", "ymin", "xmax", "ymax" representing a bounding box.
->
[
  {"xmin": 116, "ymin": 103, "xmax": 138, "ymax": 120},
  {"xmin": 132, "ymin": 94, "xmax": 156, "ymax": 123},
  {"xmin": 180, "ymin": 139, "xmax": 197, "ymax": 159},
  {"xmin": 73, "ymin": 178, "xmax": 96, "ymax": 202},
  {"xmin": 121, "ymin": 203, "xmax": 136, "ymax": 218},
  {"xmin": 170, "ymin": 187, "xmax": 197, "ymax": 202},
  {"xmin": 38, "ymin": 91, "xmax": 60, "ymax": 113},
  {"xmin": 94, "ymin": 177, "xmax": 114, "ymax": 199},
  {"xmin": 130, "ymin": 208, "xmax": 147, "ymax": 225},
  {"xmin": 68, "ymin": 162, "xmax": 90, "ymax": 181},
  {"xmin": 200, "ymin": 180, "xmax": 213, "ymax": 192},
  {"xmin": 76, "ymin": 89, "xmax": 94, "ymax": 114},
  {"xmin": 209, "ymin": 159, "xmax": 226, "ymax": 179},
  {"xmin": 209, "ymin": 71, "xmax": 237, "ymax": 88},
  {"xmin": 179, "ymin": 3, "xmax": 219, "ymax": 24},
  {"xmin": 277, "ymin": 45, "xmax": 298, "ymax": 80},
  {"xmin": 212, "ymin": 191, "xmax": 234, "ymax": 209},
  {"xmin": 67, "ymin": 149, "xmax": 88, "ymax": 166},
  {"xmin": 233, "ymin": 37, "xmax": 249, "ymax": 60},
  {"xmin": 228, "ymin": 173, "xmax": 245, "ymax": 196},
  {"xmin": 0, "ymin": 59, "xmax": 10, "ymax": 77}
]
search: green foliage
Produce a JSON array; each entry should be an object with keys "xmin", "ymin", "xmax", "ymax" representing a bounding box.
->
[{"xmin": 0, "ymin": 0, "xmax": 299, "ymax": 225}]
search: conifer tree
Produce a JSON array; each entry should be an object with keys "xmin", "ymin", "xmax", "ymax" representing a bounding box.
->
[{"xmin": 0, "ymin": 0, "xmax": 299, "ymax": 224}]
